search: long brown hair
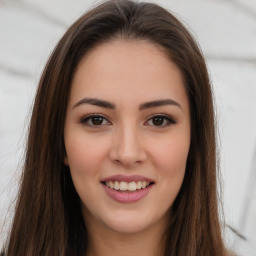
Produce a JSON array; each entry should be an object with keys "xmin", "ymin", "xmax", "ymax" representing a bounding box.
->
[{"xmin": 2, "ymin": 0, "xmax": 228, "ymax": 255}]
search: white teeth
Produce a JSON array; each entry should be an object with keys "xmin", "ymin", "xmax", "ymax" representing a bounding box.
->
[
  {"xmin": 128, "ymin": 181, "xmax": 137, "ymax": 191},
  {"xmin": 114, "ymin": 181, "xmax": 119, "ymax": 190},
  {"xmin": 120, "ymin": 181, "xmax": 128, "ymax": 191},
  {"xmin": 136, "ymin": 181, "xmax": 142, "ymax": 189},
  {"xmin": 109, "ymin": 181, "xmax": 114, "ymax": 189},
  {"xmin": 105, "ymin": 180, "xmax": 151, "ymax": 191}
]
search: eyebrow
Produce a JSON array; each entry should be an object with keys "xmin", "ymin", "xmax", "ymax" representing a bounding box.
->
[
  {"xmin": 72, "ymin": 98, "xmax": 182, "ymax": 111},
  {"xmin": 73, "ymin": 98, "xmax": 115, "ymax": 109},
  {"xmin": 139, "ymin": 99, "xmax": 182, "ymax": 111}
]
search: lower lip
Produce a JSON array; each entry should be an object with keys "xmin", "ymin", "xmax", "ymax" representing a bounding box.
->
[{"xmin": 103, "ymin": 184, "xmax": 153, "ymax": 203}]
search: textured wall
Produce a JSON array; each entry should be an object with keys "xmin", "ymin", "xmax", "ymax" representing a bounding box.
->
[{"xmin": 0, "ymin": 0, "xmax": 256, "ymax": 254}]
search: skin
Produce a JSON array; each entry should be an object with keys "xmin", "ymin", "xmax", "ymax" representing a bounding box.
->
[{"xmin": 64, "ymin": 40, "xmax": 191, "ymax": 256}]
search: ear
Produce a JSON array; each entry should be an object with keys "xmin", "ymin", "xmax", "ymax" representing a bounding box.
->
[{"xmin": 64, "ymin": 156, "xmax": 69, "ymax": 166}]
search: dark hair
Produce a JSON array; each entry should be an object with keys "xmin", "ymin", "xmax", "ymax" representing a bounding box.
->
[{"xmin": 2, "ymin": 0, "xmax": 228, "ymax": 255}]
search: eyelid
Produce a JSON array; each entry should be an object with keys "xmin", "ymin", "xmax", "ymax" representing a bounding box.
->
[
  {"xmin": 80, "ymin": 113, "xmax": 112, "ymax": 126},
  {"xmin": 79, "ymin": 113, "xmax": 175, "ymax": 127},
  {"xmin": 144, "ymin": 113, "xmax": 176, "ymax": 127}
]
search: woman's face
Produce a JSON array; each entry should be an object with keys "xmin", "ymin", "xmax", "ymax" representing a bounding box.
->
[{"xmin": 64, "ymin": 40, "xmax": 190, "ymax": 235}]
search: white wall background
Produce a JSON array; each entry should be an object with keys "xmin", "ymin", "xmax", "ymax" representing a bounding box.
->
[{"xmin": 0, "ymin": 0, "xmax": 256, "ymax": 255}]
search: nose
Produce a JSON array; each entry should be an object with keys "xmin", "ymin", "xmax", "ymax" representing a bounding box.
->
[{"xmin": 109, "ymin": 124, "xmax": 147, "ymax": 167}]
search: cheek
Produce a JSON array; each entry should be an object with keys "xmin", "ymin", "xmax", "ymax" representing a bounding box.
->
[
  {"xmin": 65, "ymin": 134, "xmax": 108, "ymax": 177},
  {"xmin": 65, "ymin": 136, "xmax": 109, "ymax": 204},
  {"xmin": 150, "ymin": 135, "xmax": 190, "ymax": 185},
  {"xmin": 155, "ymin": 136, "xmax": 189, "ymax": 166},
  {"xmin": 146, "ymin": 135, "xmax": 190, "ymax": 217}
]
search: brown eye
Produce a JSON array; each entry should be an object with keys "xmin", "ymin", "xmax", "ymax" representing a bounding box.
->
[
  {"xmin": 81, "ymin": 115, "xmax": 110, "ymax": 126},
  {"xmin": 152, "ymin": 116, "xmax": 164, "ymax": 126},
  {"xmin": 91, "ymin": 116, "xmax": 104, "ymax": 125},
  {"xmin": 145, "ymin": 115, "xmax": 175, "ymax": 127}
]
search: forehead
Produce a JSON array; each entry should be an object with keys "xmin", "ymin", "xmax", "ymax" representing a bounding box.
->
[{"xmin": 69, "ymin": 39, "xmax": 188, "ymax": 110}]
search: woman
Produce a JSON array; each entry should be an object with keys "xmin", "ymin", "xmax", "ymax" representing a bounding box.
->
[{"xmin": 1, "ymin": 0, "xmax": 230, "ymax": 255}]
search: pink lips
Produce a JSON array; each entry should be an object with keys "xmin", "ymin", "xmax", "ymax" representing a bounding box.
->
[{"xmin": 101, "ymin": 175, "xmax": 154, "ymax": 203}]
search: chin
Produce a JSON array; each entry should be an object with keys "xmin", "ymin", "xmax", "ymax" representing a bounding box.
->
[
  {"xmin": 106, "ymin": 218, "xmax": 152, "ymax": 234},
  {"xmin": 102, "ymin": 209, "xmax": 167, "ymax": 235}
]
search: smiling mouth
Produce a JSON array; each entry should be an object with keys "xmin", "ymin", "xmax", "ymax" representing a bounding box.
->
[{"xmin": 102, "ymin": 181, "xmax": 154, "ymax": 192}]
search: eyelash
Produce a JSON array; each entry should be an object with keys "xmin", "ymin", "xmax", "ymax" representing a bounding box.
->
[
  {"xmin": 145, "ymin": 114, "xmax": 176, "ymax": 127},
  {"xmin": 80, "ymin": 114, "xmax": 176, "ymax": 127},
  {"xmin": 80, "ymin": 114, "xmax": 111, "ymax": 127}
]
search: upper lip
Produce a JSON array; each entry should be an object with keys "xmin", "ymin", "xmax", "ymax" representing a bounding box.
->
[{"xmin": 101, "ymin": 174, "xmax": 155, "ymax": 183}]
